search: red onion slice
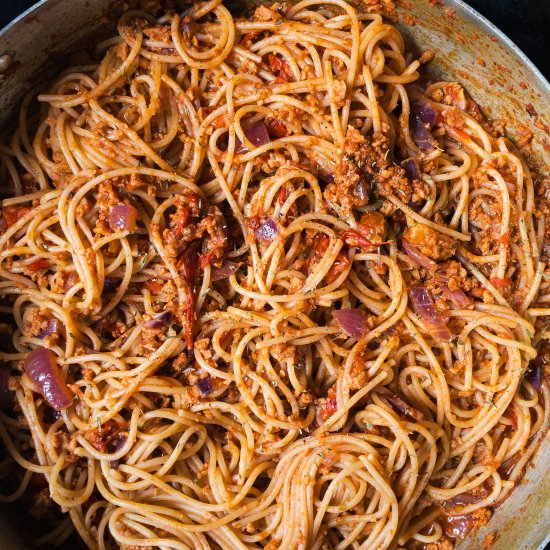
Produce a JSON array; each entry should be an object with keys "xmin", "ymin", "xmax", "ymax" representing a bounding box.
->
[
  {"xmin": 412, "ymin": 98, "xmax": 438, "ymax": 127},
  {"xmin": 444, "ymin": 491, "xmax": 486, "ymax": 508},
  {"xmin": 410, "ymin": 112, "xmax": 436, "ymax": 150},
  {"xmin": 525, "ymin": 340, "xmax": 548, "ymax": 392},
  {"xmin": 441, "ymin": 286, "xmax": 471, "ymax": 307},
  {"xmin": 332, "ymin": 309, "xmax": 369, "ymax": 340},
  {"xmin": 256, "ymin": 218, "xmax": 278, "ymax": 243},
  {"xmin": 402, "ymin": 158, "xmax": 420, "ymax": 180},
  {"xmin": 109, "ymin": 203, "xmax": 138, "ymax": 232},
  {"xmin": 144, "ymin": 311, "xmax": 173, "ymax": 329},
  {"xmin": 211, "ymin": 261, "xmax": 242, "ymax": 282},
  {"xmin": 402, "ymin": 239, "xmax": 437, "ymax": 272},
  {"xmin": 0, "ymin": 363, "xmax": 14, "ymax": 409},
  {"xmin": 317, "ymin": 169, "xmax": 335, "ymax": 185},
  {"xmin": 64, "ymin": 271, "xmax": 79, "ymax": 292},
  {"xmin": 525, "ymin": 364, "xmax": 543, "ymax": 392},
  {"xmin": 378, "ymin": 389, "xmax": 423, "ymax": 422},
  {"xmin": 196, "ymin": 376, "xmax": 213, "ymax": 396},
  {"xmin": 235, "ymin": 121, "xmax": 270, "ymax": 153},
  {"xmin": 408, "ymin": 286, "xmax": 452, "ymax": 343},
  {"xmin": 24, "ymin": 348, "xmax": 72, "ymax": 411},
  {"xmin": 39, "ymin": 319, "xmax": 59, "ymax": 339},
  {"xmin": 109, "ymin": 433, "xmax": 129, "ymax": 469}
]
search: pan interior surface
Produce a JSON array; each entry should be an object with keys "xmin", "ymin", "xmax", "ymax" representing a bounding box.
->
[{"xmin": 0, "ymin": 0, "xmax": 548, "ymax": 548}]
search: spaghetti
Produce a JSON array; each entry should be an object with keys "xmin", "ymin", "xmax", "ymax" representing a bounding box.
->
[{"xmin": 0, "ymin": 0, "xmax": 548, "ymax": 548}]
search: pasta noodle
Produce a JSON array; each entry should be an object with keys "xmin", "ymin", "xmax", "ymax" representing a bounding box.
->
[{"xmin": 0, "ymin": 1, "xmax": 548, "ymax": 548}]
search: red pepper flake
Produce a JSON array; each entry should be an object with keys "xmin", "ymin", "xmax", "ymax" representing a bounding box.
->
[
  {"xmin": 83, "ymin": 420, "xmax": 121, "ymax": 452},
  {"xmin": 265, "ymin": 117, "xmax": 288, "ymax": 139},
  {"xmin": 526, "ymin": 103, "xmax": 538, "ymax": 118},
  {"xmin": 245, "ymin": 215, "xmax": 261, "ymax": 233},
  {"xmin": 319, "ymin": 397, "xmax": 337, "ymax": 421},
  {"xmin": 26, "ymin": 259, "xmax": 50, "ymax": 272},
  {"xmin": 313, "ymin": 233, "xmax": 330, "ymax": 255},
  {"xmin": 490, "ymin": 276, "xmax": 512, "ymax": 288},
  {"xmin": 144, "ymin": 278, "xmax": 165, "ymax": 294},
  {"xmin": 499, "ymin": 232, "xmax": 511, "ymax": 246},
  {"xmin": 277, "ymin": 185, "xmax": 292, "ymax": 207},
  {"xmin": 268, "ymin": 54, "xmax": 291, "ymax": 81},
  {"xmin": 241, "ymin": 31, "xmax": 259, "ymax": 49},
  {"xmin": 326, "ymin": 251, "xmax": 350, "ymax": 284},
  {"xmin": 519, "ymin": 82, "xmax": 527, "ymax": 90}
]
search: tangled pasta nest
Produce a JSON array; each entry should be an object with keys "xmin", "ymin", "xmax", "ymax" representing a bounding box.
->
[{"xmin": 0, "ymin": 1, "xmax": 548, "ymax": 549}]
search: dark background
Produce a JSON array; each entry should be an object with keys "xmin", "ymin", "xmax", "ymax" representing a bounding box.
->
[{"xmin": 2, "ymin": 0, "xmax": 550, "ymax": 79}]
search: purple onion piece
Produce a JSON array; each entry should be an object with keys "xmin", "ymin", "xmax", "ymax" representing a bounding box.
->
[
  {"xmin": 525, "ymin": 365, "xmax": 543, "ymax": 392},
  {"xmin": 402, "ymin": 239, "xmax": 437, "ymax": 271},
  {"xmin": 318, "ymin": 169, "xmax": 335, "ymax": 185},
  {"xmin": 408, "ymin": 286, "xmax": 452, "ymax": 343},
  {"xmin": 0, "ymin": 363, "xmax": 14, "ymax": 409},
  {"xmin": 412, "ymin": 98, "xmax": 438, "ymax": 127},
  {"xmin": 402, "ymin": 158, "xmax": 420, "ymax": 180},
  {"xmin": 385, "ymin": 395, "xmax": 423, "ymax": 422},
  {"xmin": 355, "ymin": 179, "xmax": 369, "ymax": 204},
  {"xmin": 110, "ymin": 433, "xmax": 128, "ymax": 453},
  {"xmin": 235, "ymin": 121, "xmax": 271, "ymax": 153},
  {"xmin": 441, "ymin": 286, "xmax": 471, "ymax": 307},
  {"xmin": 24, "ymin": 348, "xmax": 72, "ymax": 411},
  {"xmin": 256, "ymin": 218, "xmax": 278, "ymax": 243},
  {"xmin": 109, "ymin": 203, "xmax": 138, "ymax": 232},
  {"xmin": 144, "ymin": 311, "xmax": 173, "ymax": 330},
  {"xmin": 196, "ymin": 376, "xmax": 213, "ymax": 396},
  {"xmin": 64, "ymin": 271, "xmax": 79, "ymax": 292},
  {"xmin": 109, "ymin": 433, "xmax": 128, "ymax": 469},
  {"xmin": 332, "ymin": 309, "xmax": 369, "ymax": 340},
  {"xmin": 211, "ymin": 261, "xmax": 242, "ymax": 282},
  {"xmin": 39, "ymin": 319, "xmax": 59, "ymax": 339},
  {"xmin": 410, "ymin": 112, "xmax": 436, "ymax": 150},
  {"xmin": 444, "ymin": 491, "xmax": 485, "ymax": 509},
  {"xmin": 525, "ymin": 340, "xmax": 548, "ymax": 391}
]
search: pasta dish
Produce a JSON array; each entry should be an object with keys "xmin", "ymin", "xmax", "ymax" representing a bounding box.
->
[{"xmin": 0, "ymin": 0, "xmax": 548, "ymax": 548}]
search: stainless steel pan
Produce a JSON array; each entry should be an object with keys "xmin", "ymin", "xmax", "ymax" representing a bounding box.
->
[{"xmin": 0, "ymin": 0, "xmax": 548, "ymax": 548}]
